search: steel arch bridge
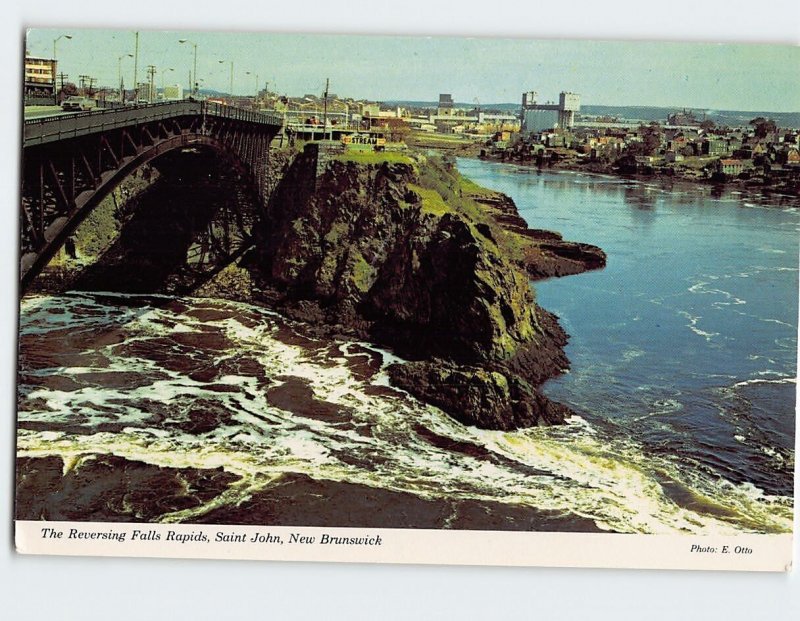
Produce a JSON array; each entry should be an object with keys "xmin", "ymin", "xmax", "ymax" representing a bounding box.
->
[{"xmin": 20, "ymin": 101, "xmax": 283, "ymax": 292}]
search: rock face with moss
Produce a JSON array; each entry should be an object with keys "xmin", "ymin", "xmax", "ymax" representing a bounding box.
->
[{"xmin": 248, "ymin": 146, "xmax": 604, "ymax": 429}]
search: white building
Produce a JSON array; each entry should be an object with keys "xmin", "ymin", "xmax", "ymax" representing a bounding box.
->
[
  {"xmin": 162, "ymin": 84, "xmax": 184, "ymax": 101},
  {"xmin": 521, "ymin": 90, "xmax": 580, "ymax": 134}
]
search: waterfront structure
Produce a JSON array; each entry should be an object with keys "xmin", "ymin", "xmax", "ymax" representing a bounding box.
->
[
  {"xmin": 24, "ymin": 54, "xmax": 57, "ymax": 104},
  {"xmin": 521, "ymin": 91, "xmax": 580, "ymax": 134},
  {"xmin": 718, "ymin": 158, "xmax": 746, "ymax": 176}
]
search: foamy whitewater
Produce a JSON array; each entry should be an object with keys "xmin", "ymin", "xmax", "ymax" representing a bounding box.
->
[{"xmin": 16, "ymin": 160, "xmax": 798, "ymax": 534}]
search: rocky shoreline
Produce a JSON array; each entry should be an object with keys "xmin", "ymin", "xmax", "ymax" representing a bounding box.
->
[{"xmin": 234, "ymin": 149, "xmax": 605, "ymax": 429}]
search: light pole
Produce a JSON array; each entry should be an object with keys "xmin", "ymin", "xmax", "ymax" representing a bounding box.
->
[
  {"xmin": 178, "ymin": 38, "xmax": 198, "ymax": 96},
  {"xmin": 52, "ymin": 34, "xmax": 72, "ymax": 103},
  {"xmin": 132, "ymin": 31, "xmax": 140, "ymax": 103},
  {"xmin": 218, "ymin": 60, "xmax": 233, "ymax": 103},
  {"xmin": 245, "ymin": 71, "xmax": 259, "ymax": 104},
  {"xmin": 52, "ymin": 34, "xmax": 72, "ymax": 61},
  {"xmin": 118, "ymin": 54, "xmax": 133, "ymax": 103},
  {"xmin": 161, "ymin": 67, "xmax": 174, "ymax": 99}
]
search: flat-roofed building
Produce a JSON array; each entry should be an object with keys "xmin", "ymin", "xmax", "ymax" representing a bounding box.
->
[
  {"xmin": 162, "ymin": 84, "xmax": 184, "ymax": 101},
  {"xmin": 521, "ymin": 90, "xmax": 580, "ymax": 134},
  {"xmin": 24, "ymin": 54, "xmax": 57, "ymax": 103},
  {"xmin": 438, "ymin": 93, "xmax": 454, "ymax": 109}
]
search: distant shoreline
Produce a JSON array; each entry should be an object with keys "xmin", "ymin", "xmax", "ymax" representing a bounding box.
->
[{"xmin": 466, "ymin": 153, "xmax": 800, "ymax": 205}]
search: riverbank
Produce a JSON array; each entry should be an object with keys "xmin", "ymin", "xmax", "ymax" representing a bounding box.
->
[
  {"xmin": 405, "ymin": 128, "xmax": 799, "ymax": 200},
  {"xmin": 479, "ymin": 151, "xmax": 800, "ymax": 201}
]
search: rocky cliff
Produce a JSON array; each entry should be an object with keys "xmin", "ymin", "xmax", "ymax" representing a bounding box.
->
[{"xmin": 243, "ymin": 148, "xmax": 605, "ymax": 430}]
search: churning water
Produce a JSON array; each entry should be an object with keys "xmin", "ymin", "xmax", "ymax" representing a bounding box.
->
[{"xmin": 16, "ymin": 160, "xmax": 798, "ymax": 534}]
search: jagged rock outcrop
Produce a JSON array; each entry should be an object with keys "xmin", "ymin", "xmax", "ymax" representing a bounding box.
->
[
  {"xmin": 386, "ymin": 360, "xmax": 572, "ymax": 429},
  {"xmin": 470, "ymin": 193, "xmax": 606, "ymax": 280},
  {"xmin": 246, "ymin": 148, "xmax": 605, "ymax": 429},
  {"xmin": 255, "ymin": 151, "xmax": 546, "ymax": 363}
]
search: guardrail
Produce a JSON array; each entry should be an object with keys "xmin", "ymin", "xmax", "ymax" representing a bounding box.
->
[
  {"xmin": 203, "ymin": 101, "xmax": 283, "ymax": 126},
  {"xmin": 23, "ymin": 100, "xmax": 283, "ymax": 147}
]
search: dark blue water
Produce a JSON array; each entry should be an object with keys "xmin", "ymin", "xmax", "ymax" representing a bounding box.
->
[
  {"xmin": 16, "ymin": 161, "xmax": 798, "ymax": 534},
  {"xmin": 458, "ymin": 159, "xmax": 798, "ymax": 497}
]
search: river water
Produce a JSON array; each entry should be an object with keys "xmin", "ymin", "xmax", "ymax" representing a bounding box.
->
[{"xmin": 16, "ymin": 160, "xmax": 798, "ymax": 534}]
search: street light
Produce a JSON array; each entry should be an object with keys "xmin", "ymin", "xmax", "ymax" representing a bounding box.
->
[
  {"xmin": 245, "ymin": 71, "xmax": 259, "ymax": 103},
  {"xmin": 52, "ymin": 34, "xmax": 72, "ymax": 103},
  {"xmin": 52, "ymin": 34, "xmax": 72, "ymax": 61},
  {"xmin": 218, "ymin": 60, "xmax": 233, "ymax": 103},
  {"xmin": 118, "ymin": 54, "xmax": 133, "ymax": 103},
  {"xmin": 178, "ymin": 38, "xmax": 198, "ymax": 96},
  {"xmin": 161, "ymin": 67, "xmax": 174, "ymax": 99},
  {"xmin": 133, "ymin": 31, "xmax": 139, "ymax": 103}
]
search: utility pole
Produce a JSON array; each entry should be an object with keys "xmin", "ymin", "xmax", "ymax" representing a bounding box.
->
[
  {"xmin": 79, "ymin": 75, "xmax": 90, "ymax": 95},
  {"xmin": 57, "ymin": 72, "xmax": 68, "ymax": 101},
  {"xmin": 133, "ymin": 31, "xmax": 139, "ymax": 102},
  {"xmin": 178, "ymin": 39, "xmax": 199, "ymax": 97},
  {"xmin": 323, "ymin": 78, "xmax": 329, "ymax": 140}
]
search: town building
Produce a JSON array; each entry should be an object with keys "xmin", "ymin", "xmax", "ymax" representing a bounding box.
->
[
  {"xmin": 718, "ymin": 159, "xmax": 746, "ymax": 176},
  {"xmin": 162, "ymin": 84, "xmax": 184, "ymax": 101},
  {"xmin": 24, "ymin": 53, "xmax": 57, "ymax": 104},
  {"xmin": 667, "ymin": 109, "xmax": 702, "ymax": 126},
  {"xmin": 137, "ymin": 82, "xmax": 155, "ymax": 103},
  {"xmin": 702, "ymin": 137, "xmax": 730, "ymax": 156},
  {"xmin": 521, "ymin": 91, "xmax": 580, "ymax": 134},
  {"xmin": 438, "ymin": 93, "xmax": 454, "ymax": 112}
]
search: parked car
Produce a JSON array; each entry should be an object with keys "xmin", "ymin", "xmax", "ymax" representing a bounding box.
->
[{"xmin": 61, "ymin": 96, "xmax": 96, "ymax": 112}]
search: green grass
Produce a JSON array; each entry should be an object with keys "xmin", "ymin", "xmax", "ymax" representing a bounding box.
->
[
  {"xmin": 411, "ymin": 155, "xmax": 543, "ymax": 265},
  {"xmin": 350, "ymin": 252, "xmax": 375, "ymax": 293},
  {"xmin": 410, "ymin": 131, "xmax": 475, "ymax": 144},
  {"xmin": 416, "ymin": 157, "xmax": 490, "ymax": 224},
  {"xmin": 408, "ymin": 184, "xmax": 449, "ymax": 216},
  {"xmin": 458, "ymin": 175, "xmax": 496, "ymax": 198}
]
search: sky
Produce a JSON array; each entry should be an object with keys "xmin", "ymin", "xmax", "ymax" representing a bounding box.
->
[{"xmin": 24, "ymin": 27, "xmax": 800, "ymax": 113}]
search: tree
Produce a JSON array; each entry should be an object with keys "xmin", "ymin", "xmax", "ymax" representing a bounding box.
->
[
  {"xmin": 750, "ymin": 117, "xmax": 777, "ymax": 139},
  {"xmin": 383, "ymin": 118, "xmax": 410, "ymax": 143},
  {"xmin": 700, "ymin": 119, "xmax": 716, "ymax": 131},
  {"xmin": 625, "ymin": 123, "xmax": 662, "ymax": 157},
  {"xmin": 59, "ymin": 82, "xmax": 78, "ymax": 99}
]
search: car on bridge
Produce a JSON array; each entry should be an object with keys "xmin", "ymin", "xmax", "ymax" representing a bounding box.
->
[{"xmin": 61, "ymin": 96, "xmax": 96, "ymax": 112}]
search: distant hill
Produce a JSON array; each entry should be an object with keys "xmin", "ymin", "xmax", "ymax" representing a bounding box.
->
[
  {"xmin": 383, "ymin": 100, "xmax": 800, "ymax": 128},
  {"xmin": 581, "ymin": 105, "xmax": 800, "ymax": 129}
]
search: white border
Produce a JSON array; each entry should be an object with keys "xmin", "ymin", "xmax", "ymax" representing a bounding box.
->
[
  {"xmin": 15, "ymin": 522, "xmax": 795, "ymax": 572},
  {"xmin": 4, "ymin": 1, "xmax": 800, "ymax": 619}
]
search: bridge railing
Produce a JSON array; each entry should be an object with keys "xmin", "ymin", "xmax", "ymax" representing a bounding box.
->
[
  {"xmin": 23, "ymin": 101, "xmax": 203, "ymax": 146},
  {"xmin": 23, "ymin": 100, "xmax": 283, "ymax": 147},
  {"xmin": 203, "ymin": 101, "xmax": 283, "ymax": 126}
]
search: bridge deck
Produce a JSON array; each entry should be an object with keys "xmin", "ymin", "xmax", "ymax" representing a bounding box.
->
[{"xmin": 24, "ymin": 101, "xmax": 283, "ymax": 147}]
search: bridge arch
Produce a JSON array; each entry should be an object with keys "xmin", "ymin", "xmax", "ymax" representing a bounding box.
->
[{"xmin": 20, "ymin": 101, "xmax": 282, "ymax": 292}]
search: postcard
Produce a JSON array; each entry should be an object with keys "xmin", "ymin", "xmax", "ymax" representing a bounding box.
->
[{"xmin": 15, "ymin": 28, "xmax": 798, "ymax": 571}]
